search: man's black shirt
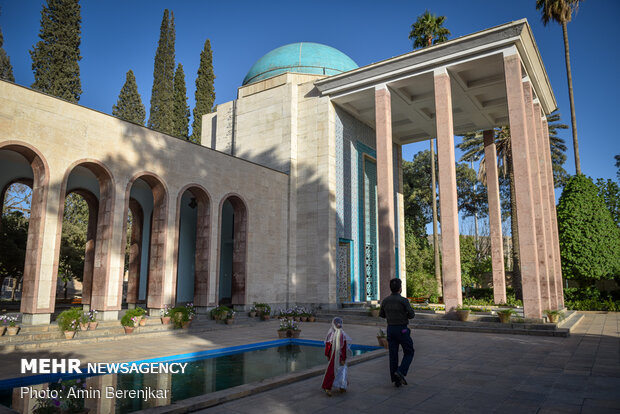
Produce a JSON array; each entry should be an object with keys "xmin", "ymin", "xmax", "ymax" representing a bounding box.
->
[{"xmin": 379, "ymin": 293, "xmax": 416, "ymax": 326}]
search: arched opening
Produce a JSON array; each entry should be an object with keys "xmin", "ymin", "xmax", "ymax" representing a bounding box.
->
[
  {"xmin": 56, "ymin": 162, "xmax": 115, "ymax": 311},
  {"xmin": 0, "ymin": 144, "xmax": 48, "ymax": 316},
  {"xmin": 175, "ymin": 186, "xmax": 210, "ymax": 306},
  {"xmin": 123, "ymin": 174, "xmax": 168, "ymax": 311},
  {"xmin": 218, "ymin": 195, "xmax": 247, "ymax": 306}
]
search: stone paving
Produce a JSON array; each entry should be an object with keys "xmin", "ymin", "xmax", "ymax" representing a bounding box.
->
[{"xmin": 0, "ymin": 312, "xmax": 618, "ymax": 413}]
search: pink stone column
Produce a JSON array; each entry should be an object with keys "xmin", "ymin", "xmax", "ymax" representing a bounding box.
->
[
  {"xmin": 503, "ymin": 53, "xmax": 542, "ymax": 319},
  {"xmin": 375, "ymin": 86, "xmax": 396, "ymax": 300},
  {"xmin": 542, "ymin": 120, "xmax": 565, "ymax": 308},
  {"xmin": 523, "ymin": 81, "xmax": 551, "ymax": 312},
  {"xmin": 534, "ymin": 103, "xmax": 558, "ymax": 309},
  {"xmin": 433, "ymin": 69, "xmax": 462, "ymax": 313},
  {"xmin": 483, "ymin": 130, "xmax": 506, "ymax": 304}
]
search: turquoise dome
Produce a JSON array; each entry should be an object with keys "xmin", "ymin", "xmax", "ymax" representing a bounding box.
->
[{"xmin": 242, "ymin": 42, "xmax": 358, "ymax": 85}]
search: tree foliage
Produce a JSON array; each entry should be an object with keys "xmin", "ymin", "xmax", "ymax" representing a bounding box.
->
[
  {"xmin": 30, "ymin": 0, "xmax": 82, "ymax": 103},
  {"xmin": 172, "ymin": 63, "xmax": 190, "ymax": 140},
  {"xmin": 0, "ymin": 24, "xmax": 15, "ymax": 82},
  {"xmin": 615, "ymin": 154, "xmax": 620, "ymax": 181},
  {"xmin": 404, "ymin": 218, "xmax": 436, "ymax": 297},
  {"xmin": 148, "ymin": 9, "xmax": 175, "ymax": 134},
  {"xmin": 59, "ymin": 193, "xmax": 89, "ymax": 283},
  {"xmin": 408, "ymin": 10, "xmax": 450, "ymax": 49},
  {"xmin": 112, "ymin": 70, "xmax": 146, "ymax": 125},
  {"xmin": 0, "ymin": 211, "xmax": 28, "ymax": 280},
  {"xmin": 191, "ymin": 39, "xmax": 215, "ymax": 144},
  {"xmin": 557, "ymin": 175, "xmax": 620, "ymax": 284},
  {"xmin": 596, "ymin": 178, "xmax": 620, "ymax": 227}
]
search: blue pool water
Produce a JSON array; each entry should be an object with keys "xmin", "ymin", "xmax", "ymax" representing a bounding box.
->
[{"xmin": 0, "ymin": 339, "xmax": 378, "ymax": 413}]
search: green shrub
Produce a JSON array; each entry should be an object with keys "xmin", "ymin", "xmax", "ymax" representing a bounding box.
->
[
  {"xmin": 210, "ymin": 305, "xmax": 232, "ymax": 321},
  {"xmin": 170, "ymin": 307, "xmax": 190, "ymax": 327},
  {"xmin": 120, "ymin": 308, "xmax": 142, "ymax": 327},
  {"xmin": 557, "ymin": 175, "xmax": 620, "ymax": 284},
  {"xmin": 134, "ymin": 306, "xmax": 147, "ymax": 316},
  {"xmin": 56, "ymin": 307, "xmax": 83, "ymax": 332}
]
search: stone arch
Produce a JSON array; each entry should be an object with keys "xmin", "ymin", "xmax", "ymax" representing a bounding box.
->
[
  {"xmin": 122, "ymin": 172, "xmax": 169, "ymax": 310},
  {"xmin": 0, "ymin": 141, "xmax": 50, "ymax": 315},
  {"xmin": 55, "ymin": 159, "xmax": 116, "ymax": 311},
  {"xmin": 217, "ymin": 193, "xmax": 248, "ymax": 306},
  {"xmin": 172, "ymin": 184, "xmax": 211, "ymax": 306}
]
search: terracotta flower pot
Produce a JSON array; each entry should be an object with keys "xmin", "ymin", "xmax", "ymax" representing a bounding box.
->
[
  {"xmin": 249, "ymin": 311, "xmax": 257, "ymax": 318},
  {"xmin": 6, "ymin": 326, "xmax": 19, "ymax": 336},
  {"xmin": 161, "ymin": 316, "xmax": 171, "ymax": 325},
  {"xmin": 498, "ymin": 313, "xmax": 511, "ymax": 324},
  {"xmin": 80, "ymin": 323, "xmax": 89, "ymax": 331},
  {"xmin": 370, "ymin": 309, "xmax": 380, "ymax": 317},
  {"xmin": 277, "ymin": 330, "xmax": 288, "ymax": 339},
  {"xmin": 377, "ymin": 337, "xmax": 388, "ymax": 348},
  {"xmin": 547, "ymin": 314, "xmax": 559, "ymax": 323},
  {"xmin": 64, "ymin": 331, "xmax": 76, "ymax": 339},
  {"xmin": 261, "ymin": 314, "xmax": 270, "ymax": 321},
  {"xmin": 88, "ymin": 322, "xmax": 98, "ymax": 330},
  {"xmin": 124, "ymin": 326, "xmax": 134, "ymax": 334},
  {"xmin": 225, "ymin": 319, "xmax": 234, "ymax": 325},
  {"xmin": 301, "ymin": 316, "xmax": 308, "ymax": 322},
  {"xmin": 308, "ymin": 316, "xmax": 315, "ymax": 322},
  {"xmin": 456, "ymin": 310, "xmax": 470, "ymax": 322},
  {"xmin": 182, "ymin": 321, "xmax": 191, "ymax": 329},
  {"xmin": 139, "ymin": 317, "xmax": 147, "ymax": 326},
  {"xmin": 0, "ymin": 326, "xmax": 6, "ymax": 336},
  {"xmin": 291, "ymin": 330, "xmax": 301, "ymax": 339}
]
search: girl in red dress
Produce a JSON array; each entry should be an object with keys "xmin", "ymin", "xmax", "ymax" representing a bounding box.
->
[{"xmin": 322, "ymin": 317, "xmax": 352, "ymax": 396}]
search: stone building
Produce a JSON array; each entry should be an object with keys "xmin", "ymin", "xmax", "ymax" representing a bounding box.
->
[{"xmin": 0, "ymin": 19, "xmax": 563, "ymax": 324}]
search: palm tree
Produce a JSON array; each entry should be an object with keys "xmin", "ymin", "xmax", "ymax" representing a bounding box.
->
[
  {"xmin": 408, "ymin": 11, "xmax": 451, "ymax": 49},
  {"xmin": 536, "ymin": 0, "xmax": 584, "ymax": 175},
  {"xmin": 457, "ymin": 110, "xmax": 568, "ymax": 299},
  {"xmin": 409, "ymin": 11, "xmax": 451, "ymax": 295}
]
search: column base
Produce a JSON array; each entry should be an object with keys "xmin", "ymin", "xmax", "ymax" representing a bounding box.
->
[
  {"xmin": 98, "ymin": 310, "xmax": 119, "ymax": 321},
  {"xmin": 22, "ymin": 313, "xmax": 51, "ymax": 326}
]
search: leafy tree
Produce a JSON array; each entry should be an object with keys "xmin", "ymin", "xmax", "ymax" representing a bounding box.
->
[
  {"xmin": 2, "ymin": 183, "xmax": 31, "ymax": 215},
  {"xmin": 536, "ymin": 0, "xmax": 584, "ymax": 174},
  {"xmin": 404, "ymin": 218, "xmax": 436, "ymax": 297},
  {"xmin": 402, "ymin": 150, "xmax": 434, "ymax": 230},
  {"xmin": 172, "ymin": 63, "xmax": 190, "ymax": 139},
  {"xmin": 191, "ymin": 39, "xmax": 216, "ymax": 144},
  {"xmin": 30, "ymin": 0, "xmax": 82, "ymax": 103},
  {"xmin": 148, "ymin": 9, "xmax": 175, "ymax": 135},
  {"xmin": 0, "ymin": 211, "xmax": 28, "ymax": 299},
  {"xmin": 596, "ymin": 178, "xmax": 620, "ymax": 227},
  {"xmin": 408, "ymin": 10, "xmax": 450, "ymax": 49},
  {"xmin": 112, "ymin": 70, "xmax": 146, "ymax": 125},
  {"xmin": 456, "ymin": 162, "xmax": 488, "ymax": 221},
  {"xmin": 557, "ymin": 175, "xmax": 620, "ymax": 285},
  {"xmin": 0, "ymin": 24, "xmax": 15, "ymax": 82},
  {"xmin": 58, "ymin": 192, "xmax": 88, "ymax": 298}
]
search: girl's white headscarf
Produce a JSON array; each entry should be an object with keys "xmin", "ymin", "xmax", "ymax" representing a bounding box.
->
[{"xmin": 324, "ymin": 317, "xmax": 352, "ymax": 369}]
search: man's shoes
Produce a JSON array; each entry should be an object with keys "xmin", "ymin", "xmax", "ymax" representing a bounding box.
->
[
  {"xmin": 394, "ymin": 371, "xmax": 408, "ymax": 385},
  {"xmin": 394, "ymin": 379, "xmax": 401, "ymax": 388}
]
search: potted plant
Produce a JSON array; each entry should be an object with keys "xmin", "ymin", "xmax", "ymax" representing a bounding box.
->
[
  {"xmin": 121, "ymin": 312, "xmax": 138, "ymax": 334},
  {"xmin": 171, "ymin": 306, "xmax": 191, "ymax": 328},
  {"xmin": 545, "ymin": 309, "xmax": 564, "ymax": 324},
  {"xmin": 300, "ymin": 311, "xmax": 309, "ymax": 322},
  {"xmin": 161, "ymin": 305, "xmax": 171, "ymax": 324},
  {"xmin": 456, "ymin": 305, "xmax": 471, "ymax": 321},
  {"xmin": 255, "ymin": 303, "xmax": 271, "ymax": 320},
  {"xmin": 87, "ymin": 310, "xmax": 98, "ymax": 330},
  {"xmin": 308, "ymin": 310, "xmax": 316, "ymax": 322},
  {"xmin": 278, "ymin": 318, "xmax": 301, "ymax": 338},
  {"xmin": 79, "ymin": 313, "xmax": 89, "ymax": 331},
  {"xmin": 185, "ymin": 302, "xmax": 197, "ymax": 320},
  {"xmin": 497, "ymin": 308, "xmax": 516, "ymax": 324},
  {"xmin": 134, "ymin": 306, "xmax": 147, "ymax": 326},
  {"xmin": 210, "ymin": 305, "xmax": 232, "ymax": 323},
  {"xmin": 5, "ymin": 315, "xmax": 20, "ymax": 336},
  {"xmin": 0, "ymin": 315, "xmax": 6, "ymax": 336},
  {"xmin": 249, "ymin": 306, "xmax": 257, "ymax": 318},
  {"xmin": 225, "ymin": 310, "xmax": 235, "ymax": 325},
  {"xmin": 57, "ymin": 308, "xmax": 82, "ymax": 339},
  {"xmin": 377, "ymin": 328, "xmax": 388, "ymax": 348},
  {"xmin": 369, "ymin": 305, "xmax": 380, "ymax": 317}
]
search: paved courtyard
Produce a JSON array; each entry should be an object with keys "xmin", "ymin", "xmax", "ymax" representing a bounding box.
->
[{"xmin": 0, "ymin": 312, "xmax": 618, "ymax": 413}]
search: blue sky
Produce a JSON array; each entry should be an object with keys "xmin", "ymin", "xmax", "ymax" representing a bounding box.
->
[{"xmin": 1, "ymin": 0, "xmax": 618, "ymax": 184}]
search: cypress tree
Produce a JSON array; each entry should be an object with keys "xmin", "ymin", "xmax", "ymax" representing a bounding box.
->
[
  {"xmin": 148, "ymin": 9, "xmax": 175, "ymax": 135},
  {"xmin": 191, "ymin": 39, "xmax": 216, "ymax": 144},
  {"xmin": 112, "ymin": 70, "xmax": 146, "ymax": 125},
  {"xmin": 30, "ymin": 0, "xmax": 82, "ymax": 103},
  {"xmin": 0, "ymin": 26, "xmax": 15, "ymax": 82},
  {"xmin": 172, "ymin": 63, "xmax": 190, "ymax": 139}
]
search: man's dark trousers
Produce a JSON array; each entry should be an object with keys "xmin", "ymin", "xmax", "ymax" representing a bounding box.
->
[{"xmin": 387, "ymin": 324, "xmax": 414, "ymax": 382}]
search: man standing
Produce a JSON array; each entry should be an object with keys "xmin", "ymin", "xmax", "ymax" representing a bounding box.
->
[{"xmin": 379, "ymin": 278, "xmax": 415, "ymax": 387}]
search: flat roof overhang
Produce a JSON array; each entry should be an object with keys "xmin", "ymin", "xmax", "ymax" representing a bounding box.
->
[{"xmin": 315, "ymin": 19, "xmax": 557, "ymax": 145}]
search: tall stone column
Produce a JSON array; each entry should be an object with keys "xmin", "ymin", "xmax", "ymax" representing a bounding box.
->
[
  {"xmin": 503, "ymin": 51, "xmax": 542, "ymax": 319},
  {"xmin": 375, "ymin": 85, "xmax": 396, "ymax": 299},
  {"xmin": 523, "ymin": 81, "xmax": 551, "ymax": 311},
  {"xmin": 433, "ymin": 68, "xmax": 462, "ymax": 313},
  {"xmin": 542, "ymin": 120, "xmax": 565, "ymax": 308},
  {"xmin": 534, "ymin": 103, "xmax": 558, "ymax": 309},
  {"xmin": 483, "ymin": 130, "xmax": 506, "ymax": 304}
]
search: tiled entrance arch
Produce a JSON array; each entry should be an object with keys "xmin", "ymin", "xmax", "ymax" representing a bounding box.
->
[
  {"xmin": 123, "ymin": 172, "xmax": 168, "ymax": 310},
  {"xmin": 0, "ymin": 142, "xmax": 50, "ymax": 318},
  {"xmin": 56, "ymin": 160, "xmax": 116, "ymax": 312},
  {"xmin": 217, "ymin": 194, "xmax": 248, "ymax": 306},
  {"xmin": 172, "ymin": 184, "xmax": 211, "ymax": 307}
]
